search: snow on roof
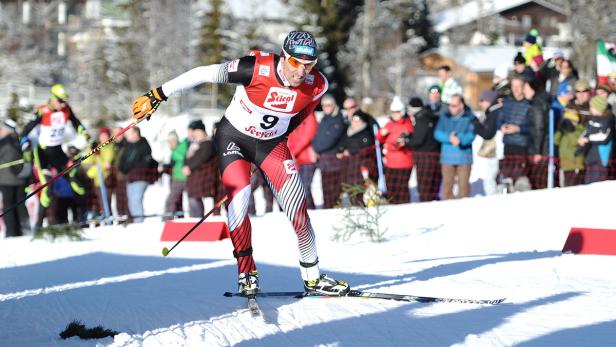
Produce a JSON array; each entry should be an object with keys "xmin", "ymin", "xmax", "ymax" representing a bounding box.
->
[
  {"xmin": 432, "ymin": 0, "xmax": 568, "ymax": 33},
  {"xmin": 427, "ymin": 45, "xmax": 566, "ymax": 73},
  {"xmin": 227, "ymin": 0, "xmax": 290, "ymax": 20},
  {"xmin": 428, "ymin": 45, "xmax": 520, "ymax": 72}
]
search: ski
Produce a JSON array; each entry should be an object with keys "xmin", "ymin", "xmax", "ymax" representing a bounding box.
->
[
  {"xmin": 224, "ymin": 290, "xmax": 505, "ymax": 305},
  {"xmin": 247, "ymin": 295, "xmax": 261, "ymax": 318}
]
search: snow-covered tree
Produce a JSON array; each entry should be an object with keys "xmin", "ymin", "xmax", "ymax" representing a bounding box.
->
[
  {"xmin": 68, "ymin": 28, "xmax": 115, "ymax": 120},
  {"xmin": 566, "ymin": 0, "xmax": 616, "ymax": 79},
  {"xmin": 0, "ymin": 1, "xmax": 65, "ymax": 87},
  {"xmin": 341, "ymin": 0, "xmax": 431, "ymax": 105}
]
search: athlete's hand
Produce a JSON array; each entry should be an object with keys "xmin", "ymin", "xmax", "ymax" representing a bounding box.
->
[
  {"xmin": 83, "ymin": 132, "xmax": 92, "ymax": 144},
  {"xmin": 39, "ymin": 187, "xmax": 51, "ymax": 208},
  {"xmin": 132, "ymin": 87, "xmax": 166, "ymax": 121},
  {"xmin": 23, "ymin": 150, "xmax": 33, "ymax": 163},
  {"xmin": 20, "ymin": 137, "xmax": 31, "ymax": 152}
]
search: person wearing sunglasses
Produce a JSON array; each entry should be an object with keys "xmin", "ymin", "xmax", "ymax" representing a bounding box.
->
[
  {"xmin": 570, "ymin": 79, "xmax": 592, "ymax": 123},
  {"xmin": 132, "ymin": 31, "xmax": 350, "ymax": 297},
  {"xmin": 433, "ymin": 94, "xmax": 476, "ymax": 200}
]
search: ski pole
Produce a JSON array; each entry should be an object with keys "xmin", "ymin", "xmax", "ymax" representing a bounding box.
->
[
  {"xmin": 0, "ymin": 118, "xmax": 144, "ymax": 219},
  {"xmin": 0, "ymin": 158, "xmax": 25, "ymax": 170},
  {"xmin": 162, "ymin": 195, "xmax": 228, "ymax": 257}
]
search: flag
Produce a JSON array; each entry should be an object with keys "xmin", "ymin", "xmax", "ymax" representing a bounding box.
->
[{"xmin": 596, "ymin": 40, "xmax": 616, "ymax": 85}]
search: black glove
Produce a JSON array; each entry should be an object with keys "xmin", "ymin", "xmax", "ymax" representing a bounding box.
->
[
  {"xmin": 558, "ymin": 119, "xmax": 574, "ymax": 133},
  {"xmin": 575, "ymin": 143, "xmax": 590, "ymax": 157},
  {"xmin": 397, "ymin": 133, "xmax": 410, "ymax": 147}
]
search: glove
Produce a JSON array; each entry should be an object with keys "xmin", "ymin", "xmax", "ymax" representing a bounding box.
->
[
  {"xmin": 399, "ymin": 133, "xmax": 412, "ymax": 146},
  {"xmin": 132, "ymin": 86, "xmax": 166, "ymax": 120},
  {"xmin": 23, "ymin": 150, "xmax": 33, "ymax": 163},
  {"xmin": 39, "ymin": 187, "xmax": 51, "ymax": 208},
  {"xmin": 75, "ymin": 125, "xmax": 93, "ymax": 145},
  {"xmin": 90, "ymin": 141, "xmax": 100, "ymax": 150},
  {"xmin": 20, "ymin": 137, "xmax": 31, "ymax": 152}
]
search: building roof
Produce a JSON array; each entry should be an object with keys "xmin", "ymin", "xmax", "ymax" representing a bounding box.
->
[{"xmin": 432, "ymin": 0, "xmax": 569, "ymax": 33}]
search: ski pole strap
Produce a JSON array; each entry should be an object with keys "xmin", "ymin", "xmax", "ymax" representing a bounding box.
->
[
  {"xmin": 299, "ymin": 258, "xmax": 319, "ymax": 268},
  {"xmin": 233, "ymin": 247, "xmax": 253, "ymax": 259}
]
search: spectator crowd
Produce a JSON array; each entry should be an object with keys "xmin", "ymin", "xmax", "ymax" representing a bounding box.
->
[{"xmin": 2, "ymin": 30, "xmax": 616, "ymax": 236}]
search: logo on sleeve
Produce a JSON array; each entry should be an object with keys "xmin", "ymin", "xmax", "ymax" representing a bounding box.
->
[
  {"xmin": 264, "ymin": 87, "xmax": 297, "ymax": 112},
  {"xmin": 283, "ymin": 159, "xmax": 297, "ymax": 174},
  {"xmin": 223, "ymin": 142, "xmax": 244, "ymax": 157},
  {"xmin": 228, "ymin": 59, "xmax": 239, "ymax": 72},
  {"xmin": 305, "ymin": 74, "xmax": 314, "ymax": 85},
  {"xmin": 258, "ymin": 65, "xmax": 270, "ymax": 77}
]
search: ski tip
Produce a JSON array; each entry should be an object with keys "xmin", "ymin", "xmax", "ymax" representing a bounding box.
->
[{"xmin": 223, "ymin": 292, "xmax": 234, "ymax": 297}]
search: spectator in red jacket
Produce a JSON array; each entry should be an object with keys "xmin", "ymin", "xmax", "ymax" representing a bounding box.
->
[
  {"xmin": 376, "ymin": 96, "xmax": 415, "ymax": 204},
  {"xmin": 288, "ymin": 111, "xmax": 318, "ymax": 209}
]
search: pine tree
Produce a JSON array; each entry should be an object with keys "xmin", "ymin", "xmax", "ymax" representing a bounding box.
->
[
  {"xmin": 197, "ymin": 0, "xmax": 234, "ymax": 108},
  {"xmin": 113, "ymin": 0, "xmax": 150, "ymax": 93},
  {"xmin": 414, "ymin": 0, "xmax": 438, "ymax": 53},
  {"xmin": 292, "ymin": 0, "xmax": 363, "ymax": 102},
  {"xmin": 333, "ymin": 182, "xmax": 388, "ymax": 243},
  {"xmin": 69, "ymin": 28, "xmax": 116, "ymax": 119}
]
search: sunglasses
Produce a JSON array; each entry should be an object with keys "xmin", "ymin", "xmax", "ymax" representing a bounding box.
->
[
  {"xmin": 576, "ymin": 89, "xmax": 590, "ymax": 93},
  {"xmin": 284, "ymin": 51, "xmax": 317, "ymax": 70},
  {"xmin": 343, "ymin": 105, "xmax": 358, "ymax": 110}
]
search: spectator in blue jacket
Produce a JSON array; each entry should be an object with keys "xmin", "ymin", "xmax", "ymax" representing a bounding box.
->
[
  {"xmin": 434, "ymin": 94, "xmax": 476, "ymax": 199},
  {"xmin": 497, "ymin": 76, "xmax": 532, "ymax": 187}
]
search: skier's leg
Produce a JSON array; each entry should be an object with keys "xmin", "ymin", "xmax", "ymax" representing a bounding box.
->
[
  {"xmin": 259, "ymin": 141, "xmax": 349, "ymax": 295},
  {"xmin": 258, "ymin": 142, "xmax": 317, "ymax": 277},
  {"xmin": 220, "ymin": 159, "xmax": 255, "ymax": 274}
]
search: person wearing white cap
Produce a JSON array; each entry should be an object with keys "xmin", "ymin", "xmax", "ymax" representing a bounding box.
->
[
  {"xmin": 493, "ymin": 64, "xmax": 511, "ymax": 101},
  {"xmin": 374, "ymin": 96, "xmax": 414, "ymax": 204},
  {"xmin": 539, "ymin": 50, "xmax": 565, "ymax": 96}
]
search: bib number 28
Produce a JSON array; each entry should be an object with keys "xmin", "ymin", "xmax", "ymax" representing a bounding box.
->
[{"xmin": 260, "ymin": 115, "xmax": 279, "ymax": 130}]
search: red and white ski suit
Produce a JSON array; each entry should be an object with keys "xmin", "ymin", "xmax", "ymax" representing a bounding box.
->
[{"xmin": 161, "ymin": 51, "xmax": 327, "ymax": 281}]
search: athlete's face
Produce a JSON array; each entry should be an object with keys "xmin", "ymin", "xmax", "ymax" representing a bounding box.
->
[
  {"xmin": 49, "ymin": 97, "xmax": 64, "ymax": 110},
  {"xmin": 282, "ymin": 54, "xmax": 316, "ymax": 87}
]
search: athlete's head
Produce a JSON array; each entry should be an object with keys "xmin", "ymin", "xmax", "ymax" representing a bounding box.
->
[
  {"xmin": 49, "ymin": 84, "xmax": 68, "ymax": 109},
  {"xmin": 281, "ymin": 30, "xmax": 318, "ymax": 87}
]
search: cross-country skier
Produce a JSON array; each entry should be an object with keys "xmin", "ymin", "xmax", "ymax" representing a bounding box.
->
[
  {"xmin": 132, "ymin": 30, "xmax": 350, "ymax": 297},
  {"xmin": 20, "ymin": 84, "xmax": 90, "ymax": 220}
]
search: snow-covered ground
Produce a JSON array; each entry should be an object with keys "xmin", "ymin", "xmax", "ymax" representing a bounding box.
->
[{"xmin": 1, "ymin": 181, "xmax": 616, "ymax": 346}]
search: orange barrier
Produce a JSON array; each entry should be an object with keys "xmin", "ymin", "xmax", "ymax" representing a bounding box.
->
[
  {"xmin": 562, "ymin": 227, "xmax": 616, "ymax": 255},
  {"xmin": 161, "ymin": 221, "xmax": 229, "ymax": 242}
]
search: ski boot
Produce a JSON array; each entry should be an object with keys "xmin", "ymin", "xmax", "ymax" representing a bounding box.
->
[
  {"xmin": 238, "ymin": 271, "xmax": 259, "ymax": 296},
  {"xmin": 304, "ymin": 274, "xmax": 350, "ymax": 296}
]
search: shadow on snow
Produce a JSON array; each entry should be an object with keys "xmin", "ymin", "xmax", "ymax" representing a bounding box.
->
[{"xmin": 0, "ymin": 250, "xmax": 571, "ymax": 346}]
